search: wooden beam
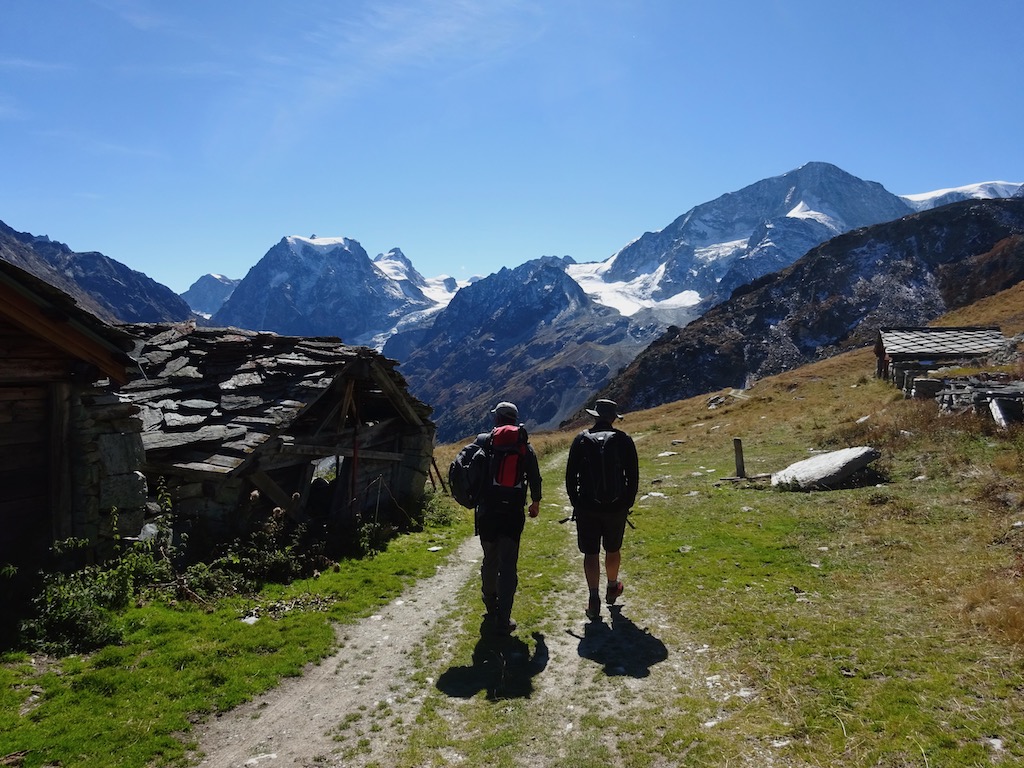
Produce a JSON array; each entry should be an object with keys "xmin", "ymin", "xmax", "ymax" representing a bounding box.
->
[
  {"xmin": 278, "ymin": 444, "xmax": 405, "ymax": 462},
  {"xmin": 367, "ymin": 362, "xmax": 423, "ymax": 426},
  {"xmin": 49, "ymin": 382, "xmax": 73, "ymax": 540},
  {"xmin": 250, "ymin": 470, "xmax": 295, "ymax": 510},
  {"xmin": 0, "ymin": 283, "xmax": 132, "ymax": 384}
]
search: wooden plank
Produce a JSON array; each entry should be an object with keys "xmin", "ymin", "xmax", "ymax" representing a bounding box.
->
[
  {"xmin": 0, "ymin": 359, "xmax": 72, "ymax": 381},
  {"xmin": 167, "ymin": 461, "xmax": 234, "ymax": 475},
  {"xmin": 367, "ymin": 363, "xmax": 423, "ymax": 425},
  {"xmin": 0, "ymin": 421, "xmax": 45, "ymax": 448},
  {"xmin": 0, "ymin": 386, "xmax": 48, "ymax": 402},
  {"xmin": 250, "ymin": 470, "xmax": 294, "ymax": 509},
  {"xmin": 50, "ymin": 382, "xmax": 72, "ymax": 539},
  {"xmin": 0, "ymin": 282, "xmax": 132, "ymax": 384},
  {"xmin": 279, "ymin": 443, "xmax": 404, "ymax": 462}
]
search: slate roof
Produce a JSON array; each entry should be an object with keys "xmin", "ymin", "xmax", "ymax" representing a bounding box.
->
[
  {"xmin": 118, "ymin": 322, "xmax": 431, "ymax": 476},
  {"xmin": 876, "ymin": 326, "xmax": 1006, "ymax": 359}
]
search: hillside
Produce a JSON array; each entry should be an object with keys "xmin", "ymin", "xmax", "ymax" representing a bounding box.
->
[{"xmin": 596, "ymin": 198, "xmax": 1024, "ymax": 416}]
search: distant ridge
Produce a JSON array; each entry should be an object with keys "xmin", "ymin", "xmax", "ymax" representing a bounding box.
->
[
  {"xmin": 591, "ymin": 198, "xmax": 1024, "ymax": 417},
  {"xmin": 0, "ymin": 219, "xmax": 193, "ymax": 324}
]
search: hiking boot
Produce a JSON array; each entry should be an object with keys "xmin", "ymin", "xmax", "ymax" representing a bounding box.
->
[
  {"xmin": 605, "ymin": 580, "xmax": 623, "ymax": 605},
  {"xmin": 585, "ymin": 596, "xmax": 601, "ymax": 620}
]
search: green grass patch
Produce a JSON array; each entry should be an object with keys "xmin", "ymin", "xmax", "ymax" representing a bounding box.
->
[{"xmin": 0, "ymin": 504, "xmax": 473, "ymax": 768}]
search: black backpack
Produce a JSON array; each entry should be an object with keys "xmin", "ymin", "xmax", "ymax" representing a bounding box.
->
[
  {"xmin": 448, "ymin": 440, "xmax": 489, "ymax": 509},
  {"xmin": 575, "ymin": 429, "xmax": 627, "ymax": 506}
]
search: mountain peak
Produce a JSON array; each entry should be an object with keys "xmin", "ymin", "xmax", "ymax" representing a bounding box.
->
[{"xmin": 181, "ymin": 273, "xmax": 240, "ymax": 316}]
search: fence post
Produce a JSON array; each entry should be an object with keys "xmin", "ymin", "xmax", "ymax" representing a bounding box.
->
[{"xmin": 733, "ymin": 437, "xmax": 746, "ymax": 478}]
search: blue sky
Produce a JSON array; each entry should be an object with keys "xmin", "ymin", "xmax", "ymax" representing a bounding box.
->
[{"xmin": 2, "ymin": 1, "xmax": 1022, "ymax": 293}]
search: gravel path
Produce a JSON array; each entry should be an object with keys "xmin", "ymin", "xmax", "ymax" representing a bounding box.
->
[{"xmin": 192, "ymin": 535, "xmax": 483, "ymax": 768}]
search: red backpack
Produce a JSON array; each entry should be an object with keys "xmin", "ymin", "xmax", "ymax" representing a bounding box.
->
[{"xmin": 484, "ymin": 424, "xmax": 528, "ymax": 511}]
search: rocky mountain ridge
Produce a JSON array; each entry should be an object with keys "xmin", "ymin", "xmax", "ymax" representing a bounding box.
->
[
  {"xmin": 0, "ymin": 220, "xmax": 192, "ymax": 324},
  {"xmin": 385, "ymin": 257, "xmax": 660, "ymax": 440},
  {"xmin": 4, "ymin": 163, "xmax": 1021, "ymax": 443},
  {"xmin": 180, "ymin": 274, "xmax": 240, "ymax": 317},
  {"xmin": 594, "ymin": 198, "xmax": 1024, "ymax": 416},
  {"xmin": 210, "ymin": 236, "xmax": 441, "ymax": 346}
]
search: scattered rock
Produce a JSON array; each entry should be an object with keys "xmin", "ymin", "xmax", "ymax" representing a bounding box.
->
[{"xmin": 771, "ymin": 446, "xmax": 881, "ymax": 490}]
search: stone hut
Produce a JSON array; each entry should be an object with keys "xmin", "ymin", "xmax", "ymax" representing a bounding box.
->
[
  {"xmin": 874, "ymin": 326, "xmax": 1007, "ymax": 390},
  {"xmin": 117, "ymin": 322, "xmax": 435, "ymax": 555},
  {"xmin": 0, "ymin": 260, "xmax": 144, "ymax": 571}
]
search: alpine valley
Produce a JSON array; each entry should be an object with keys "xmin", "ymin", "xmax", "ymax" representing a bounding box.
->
[{"xmin": 3, "ymin": 162, "xmax": 1022, "ymax": 443}]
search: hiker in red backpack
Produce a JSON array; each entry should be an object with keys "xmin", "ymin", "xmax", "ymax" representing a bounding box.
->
[
  {"xmin": 475, "ymin": 401, "xmax": 542, "ymax": 635},
  {"xmin": 565, "ymin": 398, "xmax": 639, "ymax": 620}
]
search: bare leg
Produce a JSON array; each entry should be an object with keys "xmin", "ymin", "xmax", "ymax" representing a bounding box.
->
[
  {"xmin": 605, "ymin": 549, "xmax": 621, "ymax": 584},
  {"xmin": 584, "ymin": 552, "xmax": 601, "ymax": 589}
]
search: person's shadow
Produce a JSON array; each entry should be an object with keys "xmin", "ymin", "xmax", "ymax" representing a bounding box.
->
[
  {"xmin": 436, "ymin": 622, "xmax": 549, "ymax": 700},
  {"xmin": 570, "ymin": 606, "xmax": 668, "ymax": 677}
]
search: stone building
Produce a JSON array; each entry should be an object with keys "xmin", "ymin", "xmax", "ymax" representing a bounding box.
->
[{"xmin": 117, "ymin": 322, "xmax": 436, "ymax": 556}]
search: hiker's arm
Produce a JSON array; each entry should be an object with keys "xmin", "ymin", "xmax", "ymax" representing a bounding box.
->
[
  {"xmin": 624, "ymin": 435, "xmax": 640, "ymax": 507},
  {"xmin": 526, "ymin": 446, "xmax": 542, "ymax": 505},
  {"xmin": 564, "ymin": 437, "xmax": 580, "ymax": 507}
]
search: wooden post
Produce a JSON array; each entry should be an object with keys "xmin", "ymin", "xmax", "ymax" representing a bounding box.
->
[{"xmin": 733, "ymin": 437, "xmax": 746, "ymax": 478}]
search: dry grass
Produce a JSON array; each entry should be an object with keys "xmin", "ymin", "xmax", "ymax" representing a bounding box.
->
[
  {"xmin": 937, "ymin": 280, "xmax": 1024, "ymax": 335},
  {"xmin": 962, "ymin": 579, "xmax": 1024, "ymax": 644}
]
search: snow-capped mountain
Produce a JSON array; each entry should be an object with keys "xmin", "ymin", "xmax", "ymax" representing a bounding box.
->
[
  {"xmin": 210, "ymin": 236, "xmax": 455, "ymax": 346},
  {"xmin": 566, "ymin": 162, "xmax": 917, "ymax": 319},
  {"xmin": 596, "ymin": 197, "xmax": 1024, "ymax": 415},
  {"xmin": 368, "ymin": 247, "xmax": 463, "ymax": 350},
  {"xmin": 902, "ymin": 181, "xmax": 1022, "ymax": 211},
  {"xmin": 386, "ymin": 256, "xmax": 660, "ymax": 441},
  {"xmin": 188, "ymin": 163, "xmax": 1021, "ymax": 356},
  {"xmin": 178, "ymin": 162, "xmax": 1021, "ymax": 440}
]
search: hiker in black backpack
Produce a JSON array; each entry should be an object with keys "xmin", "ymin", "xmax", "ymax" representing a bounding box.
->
[
  {"xmin": 565, "ymin": 398, "xmax": 639, "ymax": 621},
  {"xmin": 475, "ymin": 401, "xmax": 542, "ymax": 635}
]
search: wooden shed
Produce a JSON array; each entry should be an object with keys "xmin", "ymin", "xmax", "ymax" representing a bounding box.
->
[
  {"xmin": 117, "ymin": 322, "xmax": 435, "ymax": 555},
  {"xmin": 0, "ymin": 259, "xmax": 142, "ymax": 572},
  {"xmin": 874, "ymin": 326, "xmax": 1007, "ymax": 388}
]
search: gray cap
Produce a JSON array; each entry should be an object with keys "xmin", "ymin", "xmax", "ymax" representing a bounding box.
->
[
  {"xmin": 585, "ymin": 398, "xmax": 622, "ymax": 421},
  {"xmin": 491, "ymin": 401, "xmax": 519, "ymax": 421}
]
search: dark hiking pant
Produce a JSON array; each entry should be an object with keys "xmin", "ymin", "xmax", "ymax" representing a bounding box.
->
[{"xmin": 479, "ymin": 534, "xmax": 521, "ymax": 624}]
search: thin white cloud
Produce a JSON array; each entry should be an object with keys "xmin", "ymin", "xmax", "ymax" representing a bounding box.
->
[
  {"xmin": 91, "ymin": 0, "xmax": 172, "ymax": 31},
  {"xmin": 0, "ymin": 57, "xmax": 68, "ymax": 73},
  {"xmin": 326, "ymin": 0, "xmax": 542, "ymax": 72},
  {"xmin": 41, "ymin": 128, "xmax": 166, "ymax": 160},
  {"xmin": 246, "ymin": 0, "xmax": 544, "ymax": 149},
  {"xmin": 0, "ymin": 101, "xmax": 26, "ymax": 121}
]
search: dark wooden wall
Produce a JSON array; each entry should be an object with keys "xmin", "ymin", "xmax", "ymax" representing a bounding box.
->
[{"xmin": 0, "ymin": 319, "xmax": 74, "ymax": 568}]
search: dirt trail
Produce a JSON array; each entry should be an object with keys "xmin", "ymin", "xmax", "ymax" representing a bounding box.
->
[
  {"xmin": 191, "ymin": 453, "xmax": 751, "ymax": 767},
  {"xmin": 193, "ymin": 535, "xmax": 483, "ymax": 768}
]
